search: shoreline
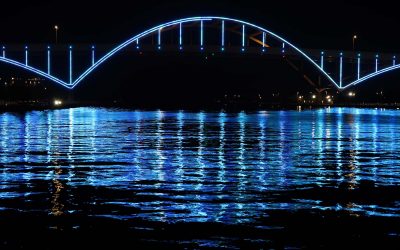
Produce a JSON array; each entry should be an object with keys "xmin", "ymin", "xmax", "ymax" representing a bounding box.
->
[{"xmin": 1, "ymin": 101, "xmax": 400, "ymax": 113}]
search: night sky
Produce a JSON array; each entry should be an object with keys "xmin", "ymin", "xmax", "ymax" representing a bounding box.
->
[
  {"xmin": 1, "ymin": 0, "xmax": 400, "ymax": 106},
  {"xmin": 1, "ymin": 0, "xmax": 399, "ymax": 51}
]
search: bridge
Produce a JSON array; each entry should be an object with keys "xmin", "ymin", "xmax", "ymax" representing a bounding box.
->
[{"xmin": 0, "ymin": 16, "xmax": 399, "ymax": 90}]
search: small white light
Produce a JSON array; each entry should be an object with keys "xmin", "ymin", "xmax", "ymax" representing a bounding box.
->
[
  {"xmin": 348, "ymin": 92, "xmax": 356, "ymax": 97},
  {"xmin": 54, "ymin": 99, "xmax": 62, "ymax": 106}
]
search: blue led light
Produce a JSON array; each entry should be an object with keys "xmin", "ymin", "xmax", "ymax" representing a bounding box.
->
[
  {"xmin": 0, "ymin": 56, "xmax": 70, "ymax": 88},
  {"xmin": 282, "ymin": 43, "xmax": 285, "ymax": 54},
  {"xmin": 179, "ymin": 22, "xmax": 183, "ymax": 48},
  {"xmin": 69, "ymin": 45, "xmax": 73, "ymax": 84},
  {"xmin": 345, "ymin": 64, "xmax": 400, "ymax": 89},
  {"xmin": 2, "ymin": 46, "xmax": 5, "ymax": 58},
  {"xmin": 262, "ymin": 32, "xmax": 266, "ymax": 49},
  {"xmin": 221, "ymin": 20, "xmax": 225, "ymax": 48},
  {"xmin": 376, "ymin": 54, "xmax": 379, "ymax": 72},
  {"xmin": 25, "ymin": 46, "xmax": 28, "ymax": 65},
  {"xmin": 47, "ymin": 46, "xmax": 51, "ymax": 74},
  {"xmin": 158, "ymin": 28, "xmax": 162, "ymax": 49},
  {"xmin": 92, "ymin": 46, "xmax": 95, "ymax": 65},
  {"xmin": 200, "ymin": 20, "xmax": 204, "ymax": 49},
  {"xmin": 340, "ymin": 52, "xmax": 343, "ymax": 87},
  {"xmin": 136, "ymin": 39, "xmax": 139, "ymax": 49},
  {"xmin": 357, "ymin": 53, "xmax": 361, "ymax": 80},
  {"xmin": 320, "ymin": 51, "xmax": 324, "ymax": 70},
  {"xmin": 242, "ymin": 25, "xmax": 245, "ymax": 49}
]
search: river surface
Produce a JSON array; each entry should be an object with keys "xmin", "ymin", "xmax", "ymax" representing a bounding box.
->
[{"xmin": 0, "ymin": 107, "xmax": 399, "ymax": 248}]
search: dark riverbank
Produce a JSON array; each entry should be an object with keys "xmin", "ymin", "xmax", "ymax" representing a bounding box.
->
[{"xmin": 2, "ymin": 208, "xmax": 399, "ymax": 249}]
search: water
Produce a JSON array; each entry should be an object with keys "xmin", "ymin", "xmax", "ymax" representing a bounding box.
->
[{"xmin": 1, "ymin": 107, "xmax": 400, "ymax": 248}]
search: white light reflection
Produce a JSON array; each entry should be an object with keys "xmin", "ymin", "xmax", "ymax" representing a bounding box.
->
[
  {"xmin": 216, "ymin": 111, "xmax": 227, "ymax": 222},
  {"xmin": 0, "ymin": 114, "xmax": 10, "ymax": 184},
  {"xmin": 278, "ymin": 111, "xmax": 289, "ymax": 188},
  {"xmin": 370, "ymin": 110, "xmax": 378, "ymax": 181},
  {"xmin": 89, "ymin": 109, "xmax": 98, "ymax": 162},
  {"xmin": 23, "ymin": 113, "xmax": 31, "ymax": 163},
  {"xmin": 154, "ymin": 110, "xmax": 166, "ymax": 222},
  {"xmin": 257, "ymin": 111, "xmax": 268, "ymax": 211},
  {"xmin": 132, "ymin": 110, "xmax": 144, "ymax": 181},
  {"xmin": 354, "ymin": 109, "xmax": 361, "ymax": 176},
  {"xmin": 155, "ymin": 110, "xmax": 166, "ymax": 180},
  {"xmin": 22, "ymin": 113, "xmax": 33, "ymax": 189},
  {"xmin": 67, "ymin": 108, "xmax": 75, "ymax": 182},
  {"xmin": 217, "ymin": 112, "xmax": 226, "ymax": 185},
  {"xmin": 45, "ymin": 111, "xmax": 54, "ymax": 182},
  {"xmin": 175, "ymin": 111, "xmax": 185, "ymax": 191},
  {"xmin": 85, "ymin": 109, "xmax": 99, "ymax": 186},
  {"xmin": 192, "ymin": 111, "xmax": 207, "ymax": 221},
  {"xmin": 336, "ymin": 108, "xmax": 344, "ymax": 183},
  {"xmin": 258, "ymin": 111, "xmax": 267, "ymax": 189},
  {"xmin": 236, "ymin": 111, "xmax": 247, "ymax": 222}
]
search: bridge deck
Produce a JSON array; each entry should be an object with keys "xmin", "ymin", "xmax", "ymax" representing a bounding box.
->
[{"xmin": 1, "ymin": 44, "xmax": 396, "ymax": 62}]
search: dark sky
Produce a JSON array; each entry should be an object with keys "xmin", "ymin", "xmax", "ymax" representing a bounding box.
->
[
  {"xmin": 1, "ymin": 0, "xmax": 399, "ymax": 52},
  {"xmin": 1, "ymin": 0, "xmax": 400, "ymax": 104}
]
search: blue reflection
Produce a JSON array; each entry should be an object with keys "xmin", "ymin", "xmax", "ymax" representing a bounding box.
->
[{"xmin": 0, "ymin": 108, "xmax": 400, "ymax": 222}]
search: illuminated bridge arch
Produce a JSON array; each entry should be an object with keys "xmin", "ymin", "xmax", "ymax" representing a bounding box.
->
[
  {"xmin": 342, "ymin": 64, "xmax": 400, "ymax": 89},
  {"xmin": 0, "ymin": 54, "xmax": 71, "ymax": 88},
  {"xmin": 0, "ymin": 16, "xmax": 399, "ymax": 90}
]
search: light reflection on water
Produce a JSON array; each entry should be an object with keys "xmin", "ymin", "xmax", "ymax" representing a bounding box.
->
[{"xmin": 0, "ymin": 107, "xmax": 400, "ymax": 223}]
